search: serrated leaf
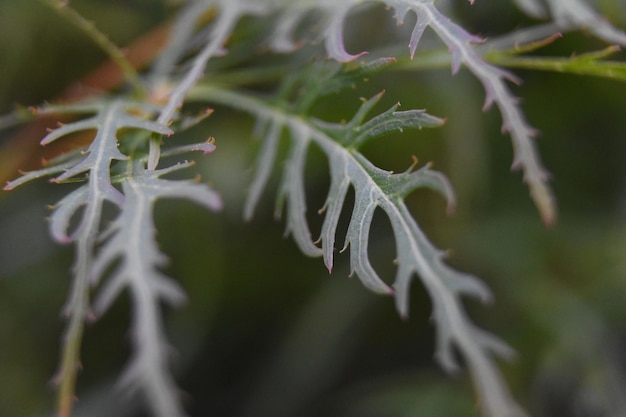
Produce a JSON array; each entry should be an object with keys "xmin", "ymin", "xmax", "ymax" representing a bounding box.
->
[
  {"xmin": 89, "ymin": 161, "xmax": 221, "ymax": 417},
  {"xmin": 313, "ymin": 91, "xmax": 445, "ymax": 150},
  {"xmin": 321, "ymin": 58, "xmax": 397, "ymax": 96},
  {"xmin": 148, "ymin": 0, "xmax": 623, "ymax": 228},
  {"xmin": 3, "ymin": 158, "xmax": 79, "ymax": 191},
  {"xmin": 4, "ymin": 93, "xmax": 218, "ymax": 417},
  {"xmin": 277, "ymin": 59, "xmax": 397, "ymax": 114},
  {"xmin": 356, "ymin": 156, "xmax": 455, "ymax": 211},
  {"xmin": 193, "ymin": 84, "xmax": 527, "ymax": 417},
  {"xmin": 40, "ymin": 100, "xmax": 172, "ymax": 242},
  {"xmin": 339, "ymin": 92, "xmax": 445, "ymax": 149},
  {"xmin": 169, "ymin": 0, "xmax": 554, "ymax": 226}
]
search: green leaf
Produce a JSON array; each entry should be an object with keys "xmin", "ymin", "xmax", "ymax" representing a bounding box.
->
[
  {"xmin": 190, "ymin": 84, "xmax": 526, "ymax": 417},
  {"xmin": 314, "ymin": 91, "xmax": 445, "ymax": 149}
]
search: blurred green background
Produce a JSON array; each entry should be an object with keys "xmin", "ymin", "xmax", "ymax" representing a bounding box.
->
[{"xmin": 1, "ymin": 1, "xmax": 625, "ymax": 416}]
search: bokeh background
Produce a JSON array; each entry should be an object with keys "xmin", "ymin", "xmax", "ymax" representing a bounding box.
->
[{"xmin": 1, "ymin": 1, "xmax": 625, "ymax": 416}]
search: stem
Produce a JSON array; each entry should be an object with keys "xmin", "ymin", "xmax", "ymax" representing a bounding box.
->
[
  {"xmin": 56, "ymin": 244, "xmax": 91, "ymax": 417},
  {"xmin": 40, "ymin": 0, "xmax": 146, "ymax": 97},
  {"xmin": 57, "ymin": 313, "xmax": 85, "ymax": 417},
  {"xmin": 150, "ymin": 2, "xmax": 245, "ymax": 169}
]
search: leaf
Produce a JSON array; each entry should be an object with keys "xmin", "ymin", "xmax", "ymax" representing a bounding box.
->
[
  {"xmin": 191, "ymin": 84, "xmax": 528, "ymax": 417},
  {"xmin": 3, "ymin": 157, "xmax": 78, "ymax": 191},
  {"xmin": 323, "ymin": 2, "xmax": 368, "ymax": 62},
  {"xmin": 385, "ymin": 0, "xmax": 556, "ymax": 225},
  {"xmin": 151, "ymin": 0, "xmax": 271, "ymax": 127},
  {"xmin": 313, "ymin": 91, "xmax": 444, "ymax": 149},
  {"xmin": 4, "ymin": 95, "xmax": 219, "ymax": 417},
  {"xmin": 90, "ymin": 161, "xmax": 221, "ymax": 417},
  {"xmin": 274, "ymin": 58, "xmax": 397, "ymax": 114},
  {"xmin": 40, "ymin": 100, "xmax": 172, "ymax": 241},
  {"xmin": 155, "ymin": 0, "xmax": 556, "ymax": 223},
  {"xmin": 39, "ymin": 99, "xmax": 173, "ymax": 416},
  {"xmin": 8, "ymin": 2, "xmax": 623, "ymax": 417}
]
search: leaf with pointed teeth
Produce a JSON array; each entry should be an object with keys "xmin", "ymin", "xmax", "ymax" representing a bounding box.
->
[
  {"xmin": 194, "ymin": 83, "xmax": 527, "ymax": 417},
  {"xmin": 90, "ymin": 161, "xmax": 221, "ymax": 417},
  {"xmin": 315, "ymin": 91, "xmax": 445, "ymax": 149}
]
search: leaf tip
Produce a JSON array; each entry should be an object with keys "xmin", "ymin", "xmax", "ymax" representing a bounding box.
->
[{"xmin": 537, "ymin": 197, "xmax": 557, "ymax": 228}]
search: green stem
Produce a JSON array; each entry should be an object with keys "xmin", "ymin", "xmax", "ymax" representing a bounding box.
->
[
  {"xmin": 486, "ymin": 46, "xmax": 626, "ymax": 82},
  {"xmin": 56, "ymin": 235, "xmax": 95, "ymax": 417},
  {"xmin": 40, "ymin": 0, "xmax": 146, "ymax": 97},
  {"xmin": 57, "ymin": 265, "xmax": 90, "ymax": 417},
  {"xmin": 57, "ymin": 312, "xmax": 85, "ymax": 417}
]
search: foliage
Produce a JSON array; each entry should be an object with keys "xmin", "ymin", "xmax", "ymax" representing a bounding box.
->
[{"xmin": 1, "ymin": 1, "xmax": 625, "ymax": 417}]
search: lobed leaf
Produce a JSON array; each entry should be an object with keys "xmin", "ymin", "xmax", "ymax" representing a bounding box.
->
[
  {"xmin": 191, "ymin": 84, "xmax": 528, "ymax": 417},
  {"xmin": 89, "ymin": 161, "xmax": 221, "ymax": 417},
  {"xmin": 155, "ymin": 0, "xmax": 626, "ymax": 227},
  {"xmin": 313, "ymin": 92, "xmax": 445, "ymax": 149},
  {"xmin": 3, "ymin": 157, "xmax": 79, "ymax": 191},
  {"xmin": 161, "ymin": 0, "xmax": 560, "ymax": 223},
  {"xmin": 40, "ymin": 100, "xmax": 171, "ymax": 241},
  {"xmin": 4, "ymin": 92, "xmax": 219, "ymax": 417}
]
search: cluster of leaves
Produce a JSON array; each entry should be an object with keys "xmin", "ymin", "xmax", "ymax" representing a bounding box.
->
[{"xmin": 2, "ymin": 0, "xmax": 626, "ymax": 416}]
